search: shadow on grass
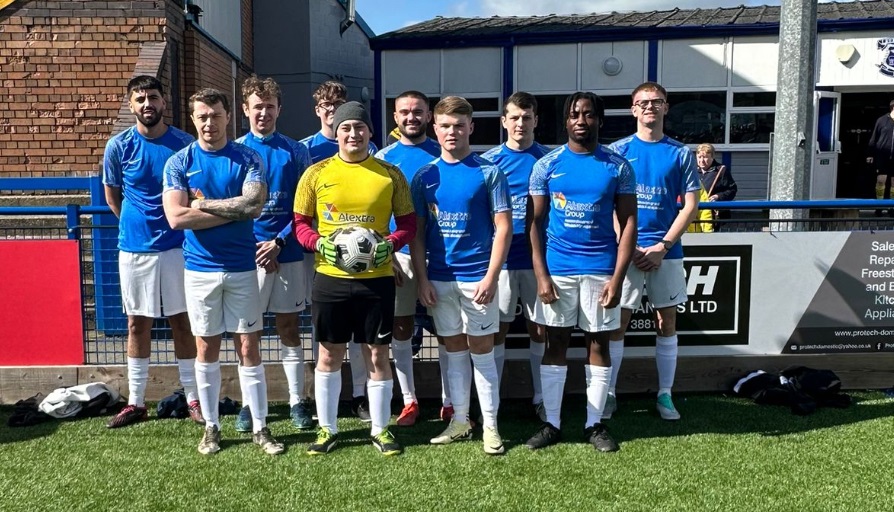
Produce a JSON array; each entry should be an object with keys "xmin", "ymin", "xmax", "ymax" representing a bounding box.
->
[
  {"xmin": 0, "ymin": 407, "xmax": 63, "ymax": 445},
  {"xmin": 561, "ymin": 392, "xmax": 894, "ymax": 444},
  {"xmin": 332, "ymin": 392, "xmax": 894, "ymax": 451}
]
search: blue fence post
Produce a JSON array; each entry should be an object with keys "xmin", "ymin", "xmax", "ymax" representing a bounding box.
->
[
  {"xmin": 65, "ymin": 204, "xmax": 80, "ymax": 240},
  {"xmin": 89, "ymin": 175, "xmax": 126, "ymax": 335}
]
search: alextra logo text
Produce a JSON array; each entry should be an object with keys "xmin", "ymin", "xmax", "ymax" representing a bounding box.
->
[
  {"xmin": 551, "ymin": 191, "xmax": 600, "ymax": 217},
  {"xmin": 322, "ymin": 203, "xmax": 375, "ymax": 223}
]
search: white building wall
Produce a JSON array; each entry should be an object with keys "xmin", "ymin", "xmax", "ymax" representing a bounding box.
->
[
  {"xmin": 580, "ymin": 41, "xmax": 647, "ymax": 92},
  {"xmin": 730, "ymin": 36, "xmax": 779, "ymax": 87},
  {"xmin": 661, "ymin": 39, "xmax": 728, "ymax": 89},
  {"xmin": 817, "ymin": 31, "xmax": 894, "ymax": 87},
  {"xmin": 442, "ymin": 48, "xmax": 501, "ymax": 94},
  {"xmin": 382, "ymin": 50, "xmax": 441, "ymax": 96},
  {"xmin": 516, "ymin": 44, "xmax": 578, "ymax": 92}
]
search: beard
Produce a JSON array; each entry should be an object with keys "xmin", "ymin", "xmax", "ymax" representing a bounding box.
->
[
  {"xmin": 399, "ymin": 123, "xmax": 426, "ymax": 140},
  {"xmin": 136, "ymin": 110, "xmax": 162, "ymax": 129}
]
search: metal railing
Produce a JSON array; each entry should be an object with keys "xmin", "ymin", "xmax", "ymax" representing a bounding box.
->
[{"xmin": 5, "ymin": 178, "xmax": 894, "ymax": 364}]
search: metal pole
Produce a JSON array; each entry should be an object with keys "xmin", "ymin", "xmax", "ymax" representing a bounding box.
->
[{"xmin": 769, "ymin": 0, "xmax": 818, "ymax": 230}]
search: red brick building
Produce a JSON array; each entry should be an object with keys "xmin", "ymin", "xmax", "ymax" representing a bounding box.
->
[{"xmin": 0, "ymin": 0, "xmax": 254, "ymax": 178}]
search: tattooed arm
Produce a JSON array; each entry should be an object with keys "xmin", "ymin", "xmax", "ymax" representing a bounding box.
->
[{"xmin": 190, "ymin": 180, "xmax": 267, "ymax": 221}]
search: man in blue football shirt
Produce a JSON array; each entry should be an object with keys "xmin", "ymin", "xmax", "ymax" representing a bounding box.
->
[
  {"xmin": 481, "ymin": 91, "xmax": 551, "ymax": 422},
  {"xmin": 524, "ymin": 92, "xmax": 637, "ymax": 452},
  {"xmin": 235, "ymin": 76, "xmax": 314, "ymax": 432},
  {"xmin": 608, "ymin": 82, "xmax": 701, "ymax": 421},
  {"xmin": 163, "ymin": 88, "xmax": 283, "ymax": 456},
  {"xmin": 374, "ymin": 90, "xmax": 440, "ymax": 426},
  {"xmin": 299, "ymin": 80, "xmax": 377, "ymax": 421},
  {"xmin": 102, "ymin": 75, "xmax": 201, "ymax": 429},
  {"xmin": 411, "ymin": 96, "xmax": 512, "ymax": 455}
]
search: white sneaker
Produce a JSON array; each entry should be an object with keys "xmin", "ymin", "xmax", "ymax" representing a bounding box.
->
[
  {"xmin": 483, "ymin": 426, "xmax": 505, "ymax": 455},
  {"xmin": 430, "ymin": 419, "xmax": 472, "ymax": 445},
  {"xmin": 198, "ymin": 425, "xmax": 221, "ymax": 455},
  {"xmin": 602, "ymin": 393, "xmax": 617, "ymax": 420},
  {"xmin": 656, "ymin": 393, "xmax": 681, "ymax": 421}
]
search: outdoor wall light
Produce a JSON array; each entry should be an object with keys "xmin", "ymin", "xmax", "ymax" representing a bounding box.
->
[{"xmin": 602, "ymin": 56, "xmax": 623, "ymax": 76}]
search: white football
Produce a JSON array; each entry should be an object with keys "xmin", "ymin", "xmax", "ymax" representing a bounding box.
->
[{"xmin": 329, "ymin": 226, "xmax": 383, "ymax": 274}]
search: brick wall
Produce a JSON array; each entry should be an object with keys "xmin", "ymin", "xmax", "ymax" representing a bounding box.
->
[
  {"xmin": 240, "ymin": 0, "xmax": 252, "ymax": 72},
  {"xmin": 0, "ymin": 0, "xmax": 173, "ymax": 177},
  {"xmin": 0, "ymin": 0, "xmax": 253, "ymax": 178},
  {"xmin": 182, "ymin": 27, "xmax": 237, "ymax": 138}
]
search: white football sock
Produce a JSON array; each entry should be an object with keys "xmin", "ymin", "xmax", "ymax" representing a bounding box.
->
[
  {"xmin": 348, "ymin": 342, "xmax": 367, "ymax": 397},
  {"xmin": 195, "ymin": 360, "xmax": 221, "ymax": 428},
  {"xmin": 541, "ymin": 364, "xmax": 567, "ymax": 429},
  {"xmin": 127, "ymin": 356, "xmax": 149, "ymax": 407},
  {"xmin": 471, "ymin": 351, "xmax": 500, "ymax": 428},
  {"xmin": 391, "ymin": 338, "xmax": 416, "ymax": 405},
  {"xmin": 529, "ymin": 340, "xmax": 545, "ymax": 404},
  {"xmin": 281, "ymin": 344, "xmax": 304, "ymax": 406},
  {"xmin": 176, "ymin": 357, "xmax": 198, "ymax": 403},
  {"xmin": 584, "ymin": 364, "xmax": 610, "ymax": 429},
  {"xmin": 446, "ymin": 350, "xmax": 471, "ymax": 423},
  {"xmin": 438, "ymin": 344, "xmax": 452, "ymax": 406},
  {"xmin": 608, "ymin": 338, "xmax": 625, "ymax": 395},
  {"xmin": 238, "ymin": 363, "xmax": 249, "ymax": 409},
  {"xmin": 315, "ymin": 368, "xmax": 341, "ymax": 434},
  {"xmin": 367, "ymin": 379, "xmax": 393, "ymax": 436},
  {"xmin": 656, "ymin": 335, "xmax": 678, "ymax": 393},
  {"xmin": 239, "ymin": 364, "xmax": 268, "ymax": 433},
  {"xmin": 492, "ymin": 343, "xmax": 506, "ymax": 387}
]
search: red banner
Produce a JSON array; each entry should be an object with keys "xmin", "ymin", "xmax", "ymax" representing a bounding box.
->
[{"xmin": 0, "ymin": 240, "xmax": 83, "ymax": 365}]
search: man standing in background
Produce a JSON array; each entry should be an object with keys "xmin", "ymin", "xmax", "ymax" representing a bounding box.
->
[{"xmin": 374, "ymin": 90, "xmax": 441, "ymax": 426}]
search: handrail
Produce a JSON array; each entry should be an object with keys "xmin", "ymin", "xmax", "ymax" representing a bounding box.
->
[
  {"xmin": 0, "ymin": 177, "xmax": 95, "ymax": 191},
  {"xmin": 5, "ymin": 200, "xmax": 894, "ymax": 216},
  {"xmin": 711, "ymin": 199, "xmax": 894, "ymax": 210},
  {"xmin": 0, "ymin": 206, "xmax": 110, "ymax": 215}
]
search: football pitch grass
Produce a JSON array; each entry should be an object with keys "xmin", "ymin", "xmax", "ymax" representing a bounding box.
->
[{"xmin": 1, "ymin": 392, "xmax": 893, "ymax": 511}]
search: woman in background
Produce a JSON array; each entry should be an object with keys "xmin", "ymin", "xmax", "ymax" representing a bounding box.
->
[{"xmin": 695, "ymin": 143, "xmax": 737, "ymax": 229}]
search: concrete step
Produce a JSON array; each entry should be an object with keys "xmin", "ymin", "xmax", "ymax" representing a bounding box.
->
[
  {"xmin": 0, "ymin": 214, "xmax": 96, "ymax": 231},
  {"xmin": 0, "ymin": 193, "xmax": 91, "ymax": 207}
]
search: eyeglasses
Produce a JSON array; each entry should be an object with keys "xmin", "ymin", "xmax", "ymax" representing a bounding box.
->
[
  {"xmin": 634, "ymin": 98, "xmax": 666, "ymax": 109},
  {"xmin": 316, "ymin": 100, "xmax": 346, "ymax": 111}
]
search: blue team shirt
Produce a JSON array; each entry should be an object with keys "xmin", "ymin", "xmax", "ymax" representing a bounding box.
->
[
  {"xmin": 102, "ymin": 125, "xmax": 194, "ymax": 253},
  {"xmin": 374, "ymin": 138, "xmax": 440, "ymax": 255},
  {"xmin": 609, "ymin": 135, "xmax": 700, "ymax": 260},
  {"xmin": 299, "ymin": 131, "xmax": 378, "ymax": 164},
  {"xmin": 236, "ymin": 131, "xmax": 311, "ymax": 264},
  {"xmin": 530, "ymin": 145, "xmax": 636, "ymax": 276},
  {"xmin": 163, "ymin": 140, "xmax": 266, "ymax": 272},
  {"xmin": 411, "ymin": 153, "xmax": 511, "ymax": 282},
  {"xmin": 481, "ymin": 142, "xmax": 551, "ymax": 270}
]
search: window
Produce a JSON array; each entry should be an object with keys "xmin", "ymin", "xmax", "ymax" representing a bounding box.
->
[
  {"xmin": 730, "ymin": 112, "xmax": 774, "ymax": 144},
  {"xmin": 664, "ymin": 91, "xmax": 726, "ymax": 144},
  {"xmin": 532, "ymin": 95, "xmax": 568, "ymax": 145},
  {"xmin": 382, "ymin": 95, "xmax": 501, "ymax": 148},
  {"xmin": 733, "ymin": 91, "xmax": 776, "ymax": 108},
  {"xmin": 729, "ymin": 90, "xmax": 775, "ymax": 146},
  {"xmin": 470, "ymin": 116, "xmax": 502, "ymax": 146},
  {"xmin": 600, "ymin": 115, "xmax": 637, "ymax": 145}
]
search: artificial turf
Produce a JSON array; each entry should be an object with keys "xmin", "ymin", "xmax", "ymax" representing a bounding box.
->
[{"xmin": 1, "ymin": 392, "xmax": 892, "ymax": 511}]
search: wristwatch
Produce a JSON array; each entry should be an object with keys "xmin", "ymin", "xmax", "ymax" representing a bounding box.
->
[
  {"xmin": 660, "ymin": 239, "xmax": 674, "ymax": 251},
  {"xmin": 274, "ymin": 237, "xmax": 286, "ymax": 248}
]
